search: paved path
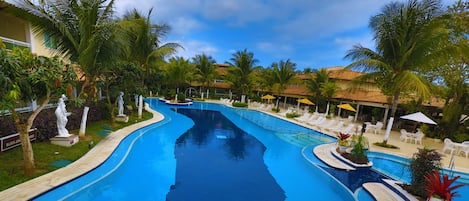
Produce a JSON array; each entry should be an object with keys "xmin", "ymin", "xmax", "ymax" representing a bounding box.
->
[{"xmin": 313, "ymin": 143, "xmax": 355, "ymax": 170}]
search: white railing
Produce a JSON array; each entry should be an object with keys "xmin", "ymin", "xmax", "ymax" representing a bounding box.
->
[{"xmin": 0, "ymin": 36, "xmax": 31, "ymax": 49}]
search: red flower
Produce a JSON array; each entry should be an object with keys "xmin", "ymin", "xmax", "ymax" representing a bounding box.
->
[
  {"xmin": 424, "ymin": 171, "xmax": 466, "ymax": 201},
  {"xmin": 337, "ymin": 132, "xmax": 351, "ymax": 141}
]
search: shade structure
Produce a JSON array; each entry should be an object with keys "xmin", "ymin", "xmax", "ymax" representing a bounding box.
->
[
  {"xmin": 297, "ymin": 98, "xmax": 314, "ymax": 105},
  {"xmin": 400, "ymin": 112, "xmax": 437, "ymax": 125},
  {"xmin": 261, "ymin": 94, "xmax": 276, "ymax": 100},
  {"xmin": 337, "ymin": 103, "xmax": 356, "ymax": 112}
]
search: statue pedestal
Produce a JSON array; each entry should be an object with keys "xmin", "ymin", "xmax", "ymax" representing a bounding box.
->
[
  {"xmin": 50, "ymin": 134, "xmax": 79, "ymax": 147},
  {"xmin": 116, "ymin": 115, "xmax": 129, "ymax": 123}
]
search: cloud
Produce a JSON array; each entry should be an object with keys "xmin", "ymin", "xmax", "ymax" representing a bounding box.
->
[{"xmin": 171, "ymin": 39, "xmax": 218, "ymax": 61}]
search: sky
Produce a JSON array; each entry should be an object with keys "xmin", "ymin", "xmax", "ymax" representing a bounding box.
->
[{"xmin": 113, "ymin": 0, "xmax": 456, "ymax": 70}]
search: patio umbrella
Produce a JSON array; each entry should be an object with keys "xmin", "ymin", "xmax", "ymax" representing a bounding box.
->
[
  {"xmin": 297, "ymin": 98, "xmax": 314, "ymax": 112},
  {"xmin": 337, "ymin": 103, "xmax": 356, "ymax": 112},
  {"xmin": 400, "ymin": 112, "xmax": 437, "ymax": 125},
  {"xmin": 261, "ymin": 94, "xmax": 275, "ymax": 104}
]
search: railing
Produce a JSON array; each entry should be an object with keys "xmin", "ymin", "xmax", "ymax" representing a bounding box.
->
[{"xmin": 0, "ymin": 36, "xmax": 31, "ymax": 50}]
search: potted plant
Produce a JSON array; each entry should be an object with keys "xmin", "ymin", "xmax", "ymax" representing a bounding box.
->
[
  {"xmin": 424, "ymin": 171, "xmax": 466, "ymax": 201},
  {"xmin": 337, "ymin": 132, "xmax": 350, "ymax": 153}
]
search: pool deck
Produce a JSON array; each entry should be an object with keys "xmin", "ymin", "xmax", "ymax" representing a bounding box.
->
[{"xmin": 1, "ymin": 100, "xmax": 468, "ymax": 200}]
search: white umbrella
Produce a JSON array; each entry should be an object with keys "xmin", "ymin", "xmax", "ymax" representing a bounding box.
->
[{"xmin": 400, "ymin": 112, "xmax": 437, "ymax": 125}]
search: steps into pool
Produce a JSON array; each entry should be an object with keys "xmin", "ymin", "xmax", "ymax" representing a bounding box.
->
[{"xmin": 275, "ymin": 132, "xmax": 323, "ymax": 147}]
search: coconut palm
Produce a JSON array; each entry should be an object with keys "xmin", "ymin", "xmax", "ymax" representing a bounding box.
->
[
  {"xmin": 163, "ymin": 57, "xmax": 197, "ymax": 91},
  {"xmin": 9, "ymin": 0, "xmax": 123, "ymax": 99},
  {"xmin": 121, "ymin": 8, "xmax": 182, "ymax": 87},
  {"xmin": 192, "ymin": 54, "xmax": 218, "ymax": 92},
  {"xmin": 344, "ymin": 0, "xmax": 447, "ymax": 121},
  {"xmin": 306, "ymin": 69, "xmax": 334, "ymax": 113},
  {"xmin": 268, "ymin": 59, "xmax": 297, "ymax": 109},
  {"xmin": 225, "ymin": 49, "xmax": 259, "ymax": 96}
]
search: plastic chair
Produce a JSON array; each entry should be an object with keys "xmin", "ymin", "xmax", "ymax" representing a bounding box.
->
[{"xmin": 442, "ymin": 138, "xmax": 456, "ymax": 155}]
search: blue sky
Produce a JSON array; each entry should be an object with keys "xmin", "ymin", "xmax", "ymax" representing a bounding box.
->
[{"xmin": 114, "ymin": 0, "xmax": 456, "ymax": 70}]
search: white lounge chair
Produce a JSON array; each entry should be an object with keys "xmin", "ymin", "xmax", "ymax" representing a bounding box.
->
[
  {"xmin": 370, "ymin": 122, "xmax": 383, "ymax": 134},
  {"xmin": 442, "ymin": 138, "xmax": 456, "ymax": 155},
  {"xmin": 324, "ymin": 121, "xmax": 344, "ymax": 132},
  {"xmin": 336, "ymin": 124, "xmax": 355, "ymax": 134},
  {"xmin": 295, "ymin": 113, "xmax": 311, "ymax": 122}
]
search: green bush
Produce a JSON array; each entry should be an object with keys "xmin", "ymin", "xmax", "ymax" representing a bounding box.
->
[
  {"xmin": 286, "ymin": 112, "xmax": 300, "ymax": 118},
  {"xmin": 232, "ymin": 102, "xmax": 248, "ymax": 107},
  {"xmin": 271, "ymin": 107, "xmax": 280, "ymax": 112},
  {"xmin": 406, "ymin": 148, "xmax": 442, "ymax": 198}
]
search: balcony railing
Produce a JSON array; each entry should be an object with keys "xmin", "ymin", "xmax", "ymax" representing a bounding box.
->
[{"xmin": 0, "ymin": 36, "xmax": 31, "ymax": 50}]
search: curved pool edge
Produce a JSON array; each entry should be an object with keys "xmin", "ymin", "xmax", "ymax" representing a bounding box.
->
[{"xmin": 0, "ymin": 103, "xmax": 165, "ymax": 201}]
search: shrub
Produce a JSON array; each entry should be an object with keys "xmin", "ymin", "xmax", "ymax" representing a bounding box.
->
[
  {"xmin": 232, "ymin": 102, "xmax": 248, "ymax": 107},
  {"xmin": 405, "ymin": 148, "xmax": 442, "ymax": 198},
  {"xmin": 286, "ymin": 112, "xmax": 300, "ymax": 118},
  {"xmin": 271, "ymin": 107, "xmax": 280, "ymax": 112},
  {"xmin": 177, "ymin": 93, "xmax": 186, "ymax": 102}
]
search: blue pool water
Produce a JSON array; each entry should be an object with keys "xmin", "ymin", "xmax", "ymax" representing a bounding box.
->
[{"xmin": 33, "ymin": 99, "xmax": 468, "ymax": 200}]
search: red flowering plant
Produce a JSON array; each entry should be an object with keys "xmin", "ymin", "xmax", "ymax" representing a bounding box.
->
[
  {"xmin": 424, "ymin": 171, "xmax": 466, "ymax": 200},
  {"xmin": 337, "ymin": 132, "xmax": 351, "ymax": 147}
]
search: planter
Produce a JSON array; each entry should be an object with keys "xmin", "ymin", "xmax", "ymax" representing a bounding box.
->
[{"xmin": 338, "ymin": 146, "xmax": 347, "ymax": 153}]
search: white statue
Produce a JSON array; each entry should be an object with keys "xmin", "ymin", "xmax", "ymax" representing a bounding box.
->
[
  {"xmin": 55, "ymin": 94, "xmax": 71, "ymax": 137},
  {"xmin": 118, "ymin": 91, "xmax": 125, "ymax": 116}
]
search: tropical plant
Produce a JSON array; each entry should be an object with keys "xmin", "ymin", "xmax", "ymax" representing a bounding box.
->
[
  {"xmin": 120, "ymin": 8, "xmax": 182, "ymax": 87},
  {"xmin": 225, "ymin": 49, "xmax": 259, "ymax": 96},
  {"xmin": 424, "ymin": 171, "xmax": 466, "ymax": 200},
  {"xmin": 268, "ymin": 59, "xmax": 297, "ymax": 109},
  {"xmin": 350, "ymin": 134, "xmax": 369, "ymax": 160},
  {"xmin": 344, "ymin": 0, "xmax": 447, "ymax": 138},
  {"xmin": 337, "ymin": 133, "xmax": 351, "ymax": 146},
  {"xmin": 0, "ymin": 45, "xmax": 75, "ymax": 175},
  {"xmin": 407, "ymin": 148, "xmax": 442, "ymax": 198},
  {"xmin": 306, "ymin": 69, "xmax": 338, "ymax": 114},
  {"xmin": 9, "ymin": 0, "xmax": 124, "ymax": 100},
  {"xmin": 193, "ymin": 54, "xmax": 218, "ymax": 92},
  {"xmin": 163, "ymin": 57, "xmax": 196, "ymax": 90}
]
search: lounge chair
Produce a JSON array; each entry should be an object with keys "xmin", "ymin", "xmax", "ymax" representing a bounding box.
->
[
  {"xmin": 324, "ymin": 121, "xmax": 344, "ymax": 132},
  {"xmin": 318, "ymin": 119, "xmax": 336, "ymax": 129},
  {"xmin": 295, "ymin": 113, "xmax": 311, "ymax": 122},
  {"xmin": 458, "ymin": 143, "xmax": 469, "ymax": 158},
  {"xmin": 308, "ymin": 116, "xmax": 325, "ymax": 126},
  {"xmin": 442, "ymin": 138, "xmax": 456, "ymax": 155},
  {"xmin": 336, "ymin": 124, "xmax": 355, "ymax": 134}
]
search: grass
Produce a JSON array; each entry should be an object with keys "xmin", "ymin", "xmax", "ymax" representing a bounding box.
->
[
  {"xmin": 0, "ymin": 111, "xmax": 153, "ymax": 192},
  {"xmin": 373, "ymin": 141, "xmax": 400, "ymax": 149}
]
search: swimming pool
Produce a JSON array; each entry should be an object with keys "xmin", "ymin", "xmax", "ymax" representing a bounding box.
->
[{"xmin": 32, "ymin": 99, "xmax": 468, "ymax": 200}]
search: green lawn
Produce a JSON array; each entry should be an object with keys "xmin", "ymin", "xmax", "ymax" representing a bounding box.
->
[{"xmin": 0, "ymin": 111, "xmax": 153, "ymax": 191}]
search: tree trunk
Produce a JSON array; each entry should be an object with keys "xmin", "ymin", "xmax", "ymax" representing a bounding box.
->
[
  {"xmin": 390, "ymin": 90, "xmax": 400, "ymax": 118},
  {"xmin": 11, "ymin": 90, "xmax": 51, "ymax": 176}
]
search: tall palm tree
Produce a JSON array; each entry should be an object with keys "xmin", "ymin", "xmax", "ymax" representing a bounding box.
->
[
  {"xmin": 226, "ymin": 49, "xmax": 259, "ymax": 95},
  {"xmin": 344, "ymin": 0, "xmax": 446, "ymax": 121},
  {"xmin": 121, "ymin": 8, "xmax": 182, "ymax": 87},
  {"xmin": 163, "ymin": 57, "xmax": 196, "ymax": 91},
  {"xmin": 269, "ymin": 59, "xmax": 297, "ymax": 109},
  {"xmin": 306, "ymin": 69, "xmax": 333, "ymax": 113},
  {"xmin": 192, "ymin": 54, "xmax": 217, "ymax": 92},
  {"xmin": 9, "ymin": 0, "xmax": 123, "ymax": 100}
]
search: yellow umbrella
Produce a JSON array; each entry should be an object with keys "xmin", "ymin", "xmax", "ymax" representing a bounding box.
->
[
  {"xmin": 261, "ymin": 94, "xmax": 276, "ymax": 100},
  {"xmin": 297, "ymin": 98, "xmax": 314, "ymax": 105},
  {"xmin": 337, "ymin": 103, "xmax": 356, "ymax": 112}
]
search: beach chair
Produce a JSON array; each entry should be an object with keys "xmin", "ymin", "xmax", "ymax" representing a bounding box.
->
[
  {"xmin": 336, "ymin": 124, "xmax": 355, "ymax": 134},
  {"xmin": 325, "ymin": 121, "xmax": 344, "ymax": 132},
  {"xmin": 295, "ymin": 113, "xmax": 311, "ymax": 122},
  {"xmin": 442, "ymin": 138, "xmax": 456, "ymax": 155},
  {"xmin": 308, "ymin": 116, "xmax": 325, "ymax": 126}
]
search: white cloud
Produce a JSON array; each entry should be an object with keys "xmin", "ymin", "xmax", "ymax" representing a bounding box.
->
[{"xmin": 171, "ymin": 39, "xmax": 218, "ymax": 60}]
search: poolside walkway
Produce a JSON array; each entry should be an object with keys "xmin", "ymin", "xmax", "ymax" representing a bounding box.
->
[
  {"xmin": 0, "ymin": 104, "xmax": 164, "ymax": 201},
  {"xmin": 313, "ymin": 143, "xmax": 355, "ymax": 170}
]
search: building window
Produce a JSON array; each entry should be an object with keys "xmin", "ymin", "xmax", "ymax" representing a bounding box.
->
[{"xmin": 44, "ymin": 33, "xmax": 57, "ymax": 49}]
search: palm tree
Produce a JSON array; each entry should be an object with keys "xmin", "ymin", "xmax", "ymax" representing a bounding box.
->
[
  {"xmin": 344, "ymin": 0, "xmax": 446, "ymax": 122},
  {"xmin": 9, "ymin": 0, "xmax": 123, "ymax": 100},
  {"xmin": 306, "ymin": 69, "xmax": 333, "ymax": 113},
  {"xmin": 192, "ymin": 54, "xmax": 217, "ymax": 92},
  {"xmin": 226, "ymin": 49, "xmax": 259, "ymax": 96},
  {"xmin": 121, "ymin": 8, "xmax": 182, "ymax": 87},
  {"xmin": 320, "ymin": 81, "xmax": 340, "ymax": 116},
  {"xmin": 269, "ymin": 59, "xmax": 297, "ymax": 109},
  {"xmin": 163, "ymin": 57, "xmax": 196, "ymax": 91}
]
